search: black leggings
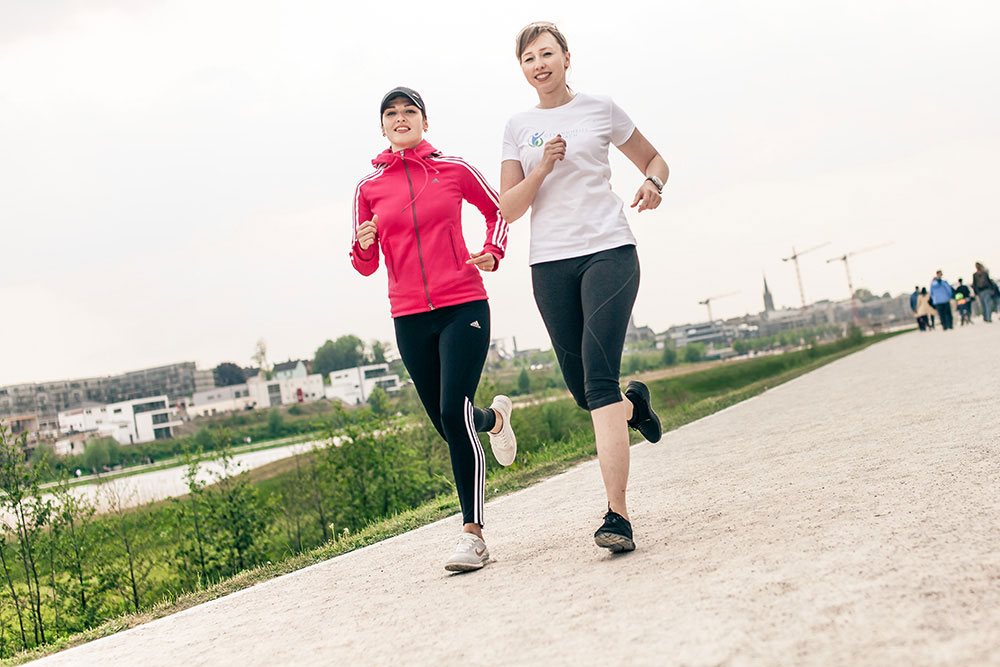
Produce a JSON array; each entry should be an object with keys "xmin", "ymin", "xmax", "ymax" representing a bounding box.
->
[
  {"xmin": 394, "ymin": 300, "xmax": 496, "ymax": 526},
  {"xmin": 531, "ymin": 244, "xmax": 640, "ymax": 411}
]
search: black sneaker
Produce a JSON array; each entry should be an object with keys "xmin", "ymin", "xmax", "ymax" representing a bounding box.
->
[
  {"xmin": 625, "ymin": 380, "xmax": 662, "ymax": 443},
  {"xmin": 594, "ymin": 508, "xmax": 636, "ymax": 552}
]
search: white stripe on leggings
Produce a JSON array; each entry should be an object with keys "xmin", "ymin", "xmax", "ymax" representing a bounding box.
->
[{"xmin": 463, "ymin": 397, "xmax": 486, "ymax": 525}]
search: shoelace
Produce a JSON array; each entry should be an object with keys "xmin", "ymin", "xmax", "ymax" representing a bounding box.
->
[{"xmin": 457, "ymin": 533, "xmax": 481, "ymax": 546}]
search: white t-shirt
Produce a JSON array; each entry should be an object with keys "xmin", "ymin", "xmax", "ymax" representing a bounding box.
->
[{"xmin": 502, "ymin": 93, "xmax": 637, "ymax": 265}]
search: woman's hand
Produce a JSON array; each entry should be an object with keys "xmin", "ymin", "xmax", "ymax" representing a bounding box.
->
[
  {"xmin": 466, "ymin": 250, "xmax": 497, "ymax": 272},
  {"xmin": 631, "ymin": 181, "xmax": 661, "ymax": 212},
  {"xmin": 537, "ymin": 134, "xmax": 567, "ymax": 177},
  {"xmin": 356, "ymin": 215, "xmax": 378, "ymax": 250}
]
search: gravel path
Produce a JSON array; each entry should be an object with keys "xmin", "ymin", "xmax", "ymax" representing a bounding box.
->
[{"xmin": 33, "ymin": 327, "xmax": 1000, "ymax": 666}]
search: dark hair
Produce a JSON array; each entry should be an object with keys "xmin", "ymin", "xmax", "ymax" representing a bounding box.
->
[{"xmin": 515, "ymin": 21, "xmax": 569, "ymax": 61}]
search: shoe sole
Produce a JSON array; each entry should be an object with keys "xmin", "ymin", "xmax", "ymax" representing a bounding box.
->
[
  {"xmin": 444, "ymin": 559, "xmax": 488, "ymax": 572},
  {"xmin": 594, "ymin": 531, "xmax": 636, "ymax": 552}
]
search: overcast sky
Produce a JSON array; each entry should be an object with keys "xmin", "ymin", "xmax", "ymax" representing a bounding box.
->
[{"xmin": 2, "ymin": 0, "xmax": 997, "ymax": 385}]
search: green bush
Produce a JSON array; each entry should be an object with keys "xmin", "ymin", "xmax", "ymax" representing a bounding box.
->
[
  {"xmin": 662, "ymin": 345, "xmax": 678, "ymax": 366},
  {"xmin": 682, "ymin": 343, "xmax": 706, "ymax": 363}
]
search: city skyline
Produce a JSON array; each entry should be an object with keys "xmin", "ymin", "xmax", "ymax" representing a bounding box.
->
[{"xmin": 3, "ymin": 1, "xmax": 997, "ymax": 385}]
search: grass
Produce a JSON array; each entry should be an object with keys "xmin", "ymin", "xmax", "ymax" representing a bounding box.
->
[{"xmin": 3, "ymin": 330, "xmax": 904, "ymax": 665}]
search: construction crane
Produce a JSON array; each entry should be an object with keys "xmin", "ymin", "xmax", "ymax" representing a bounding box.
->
[
  {"xmin": 782, "ymin": 242, "xmax": 829, "ymax": 310},
  {"xmin": 826, "ymin": 243, "xmax": 892, "ymax": 321},
  {"xmin": 698, "ymin": 291, "xmax": 738, "ymax": 323}
]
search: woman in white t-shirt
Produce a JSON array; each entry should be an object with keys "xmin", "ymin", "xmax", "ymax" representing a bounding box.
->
[{"xmin": 500, "ymin": 21, "xmax": 670, "ymax": 553}]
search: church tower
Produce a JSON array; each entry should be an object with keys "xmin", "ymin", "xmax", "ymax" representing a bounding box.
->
[{"xmin": 763, "ymin": 274, "xmax": 775, "ymax": 313}]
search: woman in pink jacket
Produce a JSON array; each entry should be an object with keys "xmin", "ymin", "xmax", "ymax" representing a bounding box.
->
[{"xmin": 351, "ymin": 87, "xmax": 516, "ymax": 572}]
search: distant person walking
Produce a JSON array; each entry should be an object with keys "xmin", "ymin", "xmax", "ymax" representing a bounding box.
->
[
  {"xmin": 351, "ymin": 87, "xmax": 517, "ymax": 572},
  {"xmin": 972, "ymin": 262, "xmax": 996, "ymax": 323},
  {"xmin": 929, "ymin": 271, "xmax": 955, "ymax": 331},
  {"xmin": 915, "ymin": 287, "xmax": 935, "ymax": 331},
  {"xmin": 954, "ymin": 278, "xmax": 973, "ymax": 326},
  {"xmin": 499, "ymin": 21, "xmax": 667, "ymax": 553},
  {"xmin": 910, "ymin": 286, "xmax": 920, "ymax": 314}
]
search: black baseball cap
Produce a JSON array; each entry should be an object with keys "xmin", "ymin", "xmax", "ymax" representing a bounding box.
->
[{"xmin": 380, "ymin": 86, "xmax": 426, "ymax": 117}]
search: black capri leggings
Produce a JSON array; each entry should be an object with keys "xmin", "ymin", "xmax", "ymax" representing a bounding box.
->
[
  {"xmin": 531, "ymin": 244, "xmax": 640, "ymax": 412},
  {"xmin": 394, "ymin": 299, "xmax": 496, "ymax": 526}
]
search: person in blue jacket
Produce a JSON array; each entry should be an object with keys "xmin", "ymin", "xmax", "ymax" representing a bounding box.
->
[{"xmin": 929, "ymin": 270, "xmax": 955, "ymax": 330}]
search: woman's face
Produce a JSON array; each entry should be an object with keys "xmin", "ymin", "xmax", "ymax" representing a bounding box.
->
[
  {"xmin": 519, "ymin": 32, "xmax": 570, "ymax": 94},
  {"xmin": 381, "ymin": 97, "xmax": 427, "ymax": 152}
]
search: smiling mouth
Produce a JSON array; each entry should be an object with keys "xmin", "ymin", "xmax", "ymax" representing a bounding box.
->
[{"xmin": 535, "ymin": 72, "xmax": 552, "ymax": 81}]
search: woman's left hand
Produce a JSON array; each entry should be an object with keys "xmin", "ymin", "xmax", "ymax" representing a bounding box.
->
[
  {"xmin": 631, "ymin": 181, "xmax": 662, "ymax": 212},
  {"xmin": 467, "ymin": 251, "xmax": 496, "ymax": 272}
]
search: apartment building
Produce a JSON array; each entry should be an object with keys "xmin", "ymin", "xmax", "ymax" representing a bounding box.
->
[
  {"xmin": 58, "ymin": 395, "xmax": 181, "ymax": 445},
  {"xmin": 1, "ymin": 362, "xmax": 214, "ymax": 420},
  {"xmin": 327, "ymin": 364, "xmax": 401, "ymax": 405}
]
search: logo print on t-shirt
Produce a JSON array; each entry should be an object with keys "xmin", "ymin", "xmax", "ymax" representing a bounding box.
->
[{"xmin": 530, "ymin": 132, "xmax": 544, "ymax": 147}]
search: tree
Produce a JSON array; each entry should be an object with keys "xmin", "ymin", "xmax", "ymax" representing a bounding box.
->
[
  {"xmin": 368, "ymin": 386, "xmax": 390, "ymax": 417},
  {"xmin": 313, "ymin": 335, "xmax": 366, "ymax": 375},
  {"xmin": 251, "ymin": 339, "xmax": 271, "ymax": 379},
  {"xmin": 853, "ymin": 288, "xmax": 877, "ymax": 303},
  {"xmin": 0, "ymin": 425, "xmax": 47, "ymax": 647},
  {"xmin": 267, "ymin": 409, "xmax": 285, "ymax": 438},
  {"xmin": 50, "ymin": 476, "xmax": 99, "ymax": 627},
  {"xmin": 203, "ymin": 433, "xmax": 270, "ymax": 575},
  {"xmin": 683, "ymin": 343, "xmax": 706, "ymax": 363},
  {"xmin": 81, "ymin": 438, "xmax": 116, "ymax": 474},
  {"xmin": 213, "ymin": 362, "xmax": 246, "ymax": 387},
  {"xmin": 517, "ymin": 368, "xmax": 531, "ymax": 395},
  {"xmin": 369, "ymin": 340, "xmax": 388, "ymax": 365},
  {"xmin": 662, "ymin": 344, "xmax": 678, "ymax": 367},
  {"xmin": 98, "ymin": 483, "xmax": 155, "ymax": 614}
]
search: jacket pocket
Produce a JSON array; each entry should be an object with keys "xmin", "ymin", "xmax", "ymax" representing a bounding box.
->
[
  {"xmin": 448, "ymin": 231, "xmax": 463, "ymax": 271},
  {"xmin": 382, "ymin": 243, "xmax": 396, "ymax": 282}
]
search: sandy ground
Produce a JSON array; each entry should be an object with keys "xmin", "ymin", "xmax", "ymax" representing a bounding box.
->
[{"xmin": 33, "ymin": 326, "xmax": 1000, "ymax": 666}]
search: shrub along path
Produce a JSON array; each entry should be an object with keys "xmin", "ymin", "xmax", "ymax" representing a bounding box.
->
[{"xmin": 32, "ymin": 327, "xmax": 1000, "ymax": 665}]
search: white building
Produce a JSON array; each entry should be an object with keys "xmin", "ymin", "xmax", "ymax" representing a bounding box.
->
[
  {"xmin": 247, "ymin": 373, "xmax": 325, "ymax": 408},
  {"xmin": 58, "ymin": 395, "xmax": 181, "ymax": 445},
  {"xmin": 187, "ymin": 384, "xmax": 255, "ymax": 418},
  {"xmin": 326, "ymin": 364, "xmax": 401, "ymax": 406}
]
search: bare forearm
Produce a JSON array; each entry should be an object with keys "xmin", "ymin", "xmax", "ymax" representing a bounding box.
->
[
  {"xmin": 644, "ymin": 154, "xmax": 669, "ymax": 186},
  {"xmin": 500, "ymin": 165, "xmax": 549, "ymax": 223}
]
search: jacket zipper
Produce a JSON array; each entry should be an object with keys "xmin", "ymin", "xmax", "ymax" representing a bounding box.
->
[{"xmin": 400, "ymin": 151, "xmax": 434, "ymax": 310}]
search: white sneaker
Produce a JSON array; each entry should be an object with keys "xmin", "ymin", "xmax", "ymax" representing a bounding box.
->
[
  {"xmin": 487, "ymin": 395, "xmax": 517, "ymax": 466},
  {"xmin": 444, "ymin": 533, "xmax": 490, "ymax": 572}
]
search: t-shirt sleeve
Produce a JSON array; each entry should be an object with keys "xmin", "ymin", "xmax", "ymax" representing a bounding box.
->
[
  {"xmin": 609, "ymin": 99, "xmax": 636, "ymax": 147},
  {"xmin": 501, "ymin": 119, "xmax": 521, "ymax": 162}
]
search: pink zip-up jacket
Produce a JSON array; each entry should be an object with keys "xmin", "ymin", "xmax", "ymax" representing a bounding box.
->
[{"xmin": 351, "ymin": 140, "xmax": 508, "ymax": 318}]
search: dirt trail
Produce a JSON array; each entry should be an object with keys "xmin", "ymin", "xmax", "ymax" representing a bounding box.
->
[{"xmin": 33, "ymin": 327, "xmax": 1000, "ymax": 666}]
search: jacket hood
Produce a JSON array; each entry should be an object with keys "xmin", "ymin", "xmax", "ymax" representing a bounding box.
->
[{"xmin": 372, "ymin": 139, "xmax": 440, "ymax": 167}]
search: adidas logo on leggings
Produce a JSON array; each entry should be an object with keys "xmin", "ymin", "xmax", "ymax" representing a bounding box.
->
[{"xmin": 469, "ymin": 321, "xmax": 481, "ymax": 329}]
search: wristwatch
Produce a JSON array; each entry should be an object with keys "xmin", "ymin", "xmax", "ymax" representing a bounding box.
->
[{"xmin": 645, "ymin": 175, "xmax": 664, "ymax": 194}]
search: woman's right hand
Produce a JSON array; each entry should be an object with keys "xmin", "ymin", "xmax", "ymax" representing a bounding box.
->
[
  {"xmin": 537, "ymin": 134, "xmax": 566, "ymax": 177},
  {"xmin": 356, "ymin": 215, "xmax": 378, "ymax": 250}
]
